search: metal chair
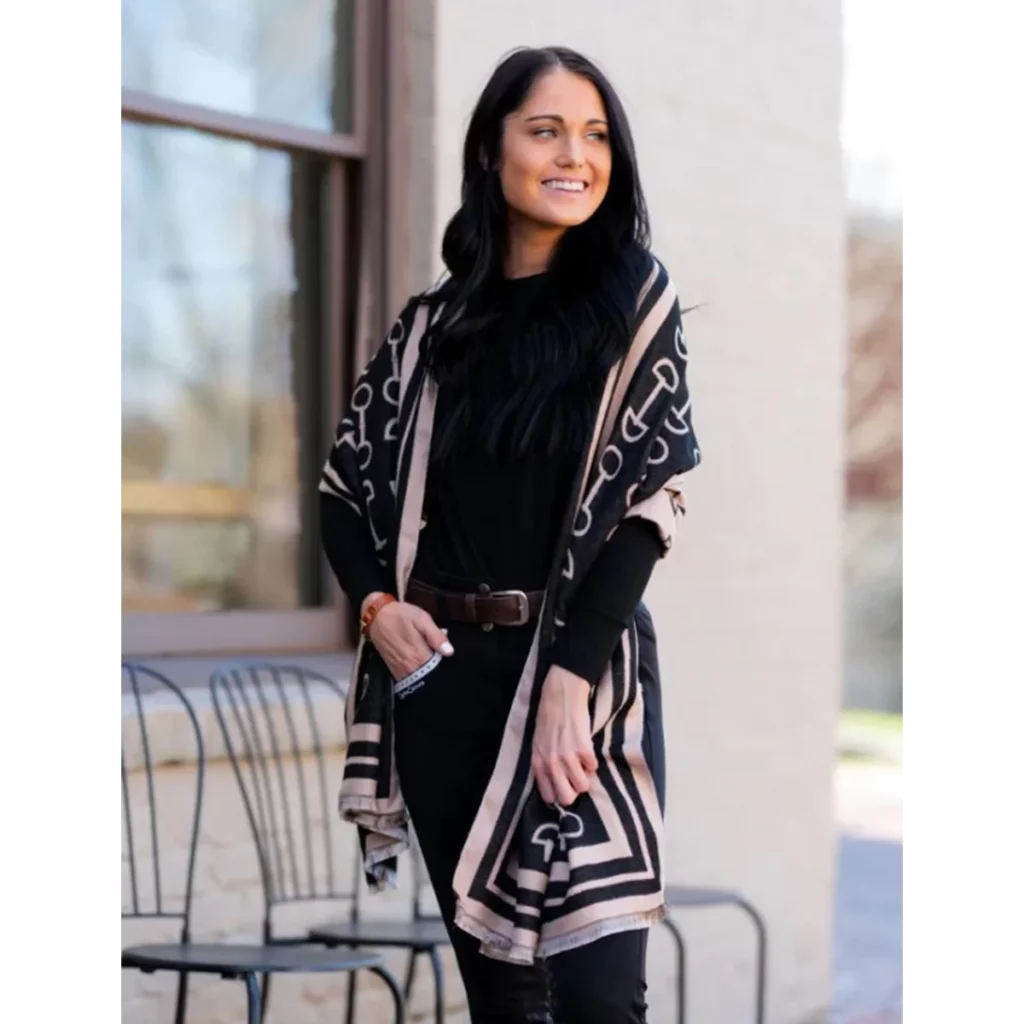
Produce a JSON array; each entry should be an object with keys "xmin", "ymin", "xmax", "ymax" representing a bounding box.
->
[
  {"xmin": 121, "ymin": 662, "xmax": 404, "ymax": 1024},
  {"xmin": 209, "ymin": 661, "xmax": 451, "ymax": 1024},
  {"xmin": 662, "ymin": 885, "xmax": 768, "ymax": 1024}
]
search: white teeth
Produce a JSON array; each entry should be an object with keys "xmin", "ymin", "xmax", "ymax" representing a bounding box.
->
[{"xmin": 544, "ymin": 180, "xmax": 586, "ymax": 192}]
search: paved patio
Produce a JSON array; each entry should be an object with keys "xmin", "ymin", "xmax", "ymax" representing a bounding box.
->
[{"xmin": 831, "ymin": 762, "xmax": 903, "ymax": 1023}]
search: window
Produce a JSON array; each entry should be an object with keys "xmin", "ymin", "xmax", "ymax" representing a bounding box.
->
[
  {"xmin": 122, "ymin": 0, "xmax": 394, "ymax": 656},
  {"xmin": 121, "ymin": 0, "xmax": 355, "ymax": 133}
]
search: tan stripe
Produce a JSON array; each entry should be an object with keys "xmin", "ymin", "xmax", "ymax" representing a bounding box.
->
[
  {"xmin": 319, "ymin": 464, "xmax": 353, "ymax": 499},
  {"xmin": 341, "ymin": 794, "xmax": 405, "ymax": 818},
  {"xmin": 347, "ymin": 721, "xmax": 382, "ymax": 744},
  {"xmin": 515, "ymin": 868, "xmax": 549, "ymax": 893},
  {"xmin": 539, "ymin": 893, "xmax": 664, "ymax": 942},
  {"xmin": 398, "ymin": 303, "xmax": 430, "ymax": 411},
  {"xmin": 510, "ymin": 924, "xmax": 542, "ymax": 956},
  {"xmin": 455, "ymin": 902, "xmax": 537, "ymax": 961},
  {"xmin": 550, "ymin": 861, "xmax": 571, "ymax": 884},
  {"xmin": 394, "ymin": 374, "xmax": 437, "ymax": 600},
  {"xmin": 636, "ymin": 258, "xmax": 660, "ymax": 314},
  {"xmin": 590, "ymin": 647, "xmax": 618, "ymax": 735},
  {"xmin": 597, "ymin": 274, "xmax": 677, "ymax": 455},
  {"xmin": 395, "ymin": 303, "xmax": 434, "ymax": 482},
  {"xmin": 547, "ymin": 868, "xmax": 659, "ymax": 909},
  {"xmin": 340, "ymin": 778, "xmax": 381, "ymax": 799}
]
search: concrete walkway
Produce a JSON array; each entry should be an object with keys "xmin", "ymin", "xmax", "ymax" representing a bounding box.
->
[{"xmin": 831, "ymin": 762, "xmax": 903, "ymax": 1023}]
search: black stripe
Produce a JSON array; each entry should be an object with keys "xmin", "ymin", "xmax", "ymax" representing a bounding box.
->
[
  {"xmin": 546, "ymin": 875, "xmax": 663, "ymax": 912},
  {"xmin": 347, "ymin": 741, "xmax": 378, "ymax": 758},
  {"xmin": 601, "ymin": 632, "xmax": 663, "ymax": 885}
]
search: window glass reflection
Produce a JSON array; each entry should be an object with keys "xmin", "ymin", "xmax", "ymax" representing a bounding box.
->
[
  {"xmin": 121, "ymin": 0, "xmax": 354, "ymax": 133},
  {"xmin": 122, "ymin": 122, "xmax": 318, "ymax": 613}
]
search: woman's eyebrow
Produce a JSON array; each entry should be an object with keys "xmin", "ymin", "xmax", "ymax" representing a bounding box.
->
[{"xmin": 522, "ymin": 114, "xmax": 609, "ymax": 126}]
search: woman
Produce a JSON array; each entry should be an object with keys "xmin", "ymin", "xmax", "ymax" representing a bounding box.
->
[{"xmin": 320, "ymin": 45, "xmax": 700, "ymax": 1024}]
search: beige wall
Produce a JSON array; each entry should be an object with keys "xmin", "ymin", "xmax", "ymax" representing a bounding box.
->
[{"xmin": 407, "ymin": 2, "xmax": 846, "ymax": 1022}]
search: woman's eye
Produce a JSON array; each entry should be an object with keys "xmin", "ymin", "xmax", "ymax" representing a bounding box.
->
[{"xmin": 532, "ymin": 127, "xmax": 607, "ymax": 141}]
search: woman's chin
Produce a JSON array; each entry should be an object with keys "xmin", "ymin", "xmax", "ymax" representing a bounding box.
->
[{"xmin": 520, "ymin": 207, "xmax": 597, "ymax": 231}]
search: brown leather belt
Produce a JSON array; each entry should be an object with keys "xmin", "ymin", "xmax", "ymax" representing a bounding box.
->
[{"xmin": 406, "ymin": 579, "xmax": 543, "ymax": 627}]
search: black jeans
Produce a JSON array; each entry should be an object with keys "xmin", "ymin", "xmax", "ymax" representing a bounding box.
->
[{"xmin": 394, "ymin": 614, "xmax": 651, "ymax": 1024}]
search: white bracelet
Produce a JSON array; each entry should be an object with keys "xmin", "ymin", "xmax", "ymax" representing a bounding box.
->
[{"xmin": 393, "ymin": 649, "xmax": 443, "ymax": 700}]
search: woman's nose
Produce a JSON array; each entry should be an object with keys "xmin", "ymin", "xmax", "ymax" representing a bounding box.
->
[{"xmin": 555, "ymin": 138, "xmax": 584, "ymax": 168}]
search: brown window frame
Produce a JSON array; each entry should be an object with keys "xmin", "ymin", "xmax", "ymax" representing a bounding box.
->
[{"xmin": 121, "ymin": 0, "xmax": 408, "ymax": 658}]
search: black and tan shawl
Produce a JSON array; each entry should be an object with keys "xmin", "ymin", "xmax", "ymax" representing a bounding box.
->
[{"xmin": 320, "ymin": 254, "xmax": 701, "ymax": 963}]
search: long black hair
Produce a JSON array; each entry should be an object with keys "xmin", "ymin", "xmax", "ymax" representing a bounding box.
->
[{"xmin": 424, "ymin": 46, "xmax": 652, "ymax": 464}]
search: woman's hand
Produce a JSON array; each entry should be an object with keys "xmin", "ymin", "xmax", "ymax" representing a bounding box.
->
[
  {"xmin": 531, "ymin": 665, "xmax": 597, "ymax": 806},
  {"xmin": 362, "ymin": 592, "xmax": 454, "ymax": 680}
]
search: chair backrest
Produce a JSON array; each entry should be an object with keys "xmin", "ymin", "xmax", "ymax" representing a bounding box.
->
[
  {"xmin": 121, "ymin": 662, "xmax": 204, "ymax": 941},
  {"xmin": 209, "ymin": 661, "xmax": 359, "ymax": 915}
]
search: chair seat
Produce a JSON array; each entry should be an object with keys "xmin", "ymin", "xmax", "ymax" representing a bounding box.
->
[
  {"xmin": 122, "ymin": 942, "xmax": 381, "ymax": 976},
  {"xmin": 309, "ymin": 917, "xmax": 451, "ymax": 949},
  {"xmin": 664, "ymin": 885, "xmax": 748, "ymax": 908}
]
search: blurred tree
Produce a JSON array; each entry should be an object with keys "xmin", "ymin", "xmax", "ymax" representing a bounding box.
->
[
  {"xmin": 843, "ymin": 215, "xmax": 903, "ymax": 712},
  {"xmin": 845, "ymin": 217, "xmax": 903, "ymax": 504}
]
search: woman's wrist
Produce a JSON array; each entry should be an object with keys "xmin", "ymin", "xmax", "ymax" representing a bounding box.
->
[
  {"xmin": 360, "ymin": 591, "xmax": 397, "ymax": 637},
  {"xmin": 544, "ymin": 663, "xmax": 593, "ymax": 704}
]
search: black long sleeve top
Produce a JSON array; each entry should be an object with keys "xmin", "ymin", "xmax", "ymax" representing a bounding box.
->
[{"xmin": 320, "ymin": 274, "xmax": 664, "ymax": 685}]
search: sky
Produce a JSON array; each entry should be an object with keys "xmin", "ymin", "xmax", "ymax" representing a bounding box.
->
[{"xmin": 841, "ymin": 0, "xmax": 903, "ymax": 217}]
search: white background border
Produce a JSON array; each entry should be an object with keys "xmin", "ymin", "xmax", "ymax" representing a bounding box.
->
[
  {"xmin": 0, "ymin": 2, "xmax": 119, "ymax": 1022},
  {"xmin": 905, "ymin": 2, "xmax": 1024, "ymax": 1023}
]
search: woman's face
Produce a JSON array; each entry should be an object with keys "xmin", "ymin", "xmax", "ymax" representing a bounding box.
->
[{"xmin": 498, "ymin": 68, "xmax": 612, "ymax": 232}]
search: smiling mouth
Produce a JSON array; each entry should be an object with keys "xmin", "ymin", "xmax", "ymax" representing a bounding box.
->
[{"xmin": 542, "ymin": 179, "xmax": 589, "ymax": 195}]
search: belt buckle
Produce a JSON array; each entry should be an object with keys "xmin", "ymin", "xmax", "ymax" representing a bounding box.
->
[{"xmin": 490, "ymin": 589, "xmax": 530, "ymax": 626}]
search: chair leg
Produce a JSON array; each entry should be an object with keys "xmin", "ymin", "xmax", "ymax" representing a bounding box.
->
[
  {"xmin": 244, "ymin": 973, "xmax": 263, "ymax": 1024},
  {"xmin": 345, "ymin": 965, "xmax": 358, "ymax": 1024},
  {"xmin": 260, "ymin": 921, "xmax": 276, "ymax": 1024},
  {"xmin": 403, "ymin": 948, "xmax": 419, "ymax": 1001},
  {"xmin": 662, "ymin": 916, "xmax": 687, "ymax": 1024},
  {"xmin": 429, "ymin": 945, "xmax": 446, "ymax": 1024},
  {"xmin": 369, "ymin": 964, "xmax": 406, "ymax": 1024},
  {"xmin": 172, "ymin": 971, "xmax": 190, "ymax": 1024},
  {"xmin": 735, "ymin": 899, "xmax": 768, "ymax": 1024},
  {"xmin": 259, "ymin": 972, "xmax": 272, "ymax": 1024}
]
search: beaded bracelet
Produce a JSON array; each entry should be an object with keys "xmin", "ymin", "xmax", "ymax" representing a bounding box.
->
[{"xmin": 360, "ymin": 593, "xmax": 396, "ymax": 638}]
